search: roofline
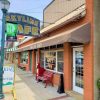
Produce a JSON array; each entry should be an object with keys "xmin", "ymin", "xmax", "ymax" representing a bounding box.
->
[
  {"xmin": 18, "ymin": 1, "xmax": 55, "ymax": 47},
  {"xmin": 18, "ymin": 37, "xmax": 33, "ymax": 46},
  {"xmin": 41, "ymin": 4, "xmax": 86, "ymax": 34},
  {"xmin": 43, "ymin": 0, "xmax": 55, "ymax": 12},
  {"xmin": 43, "ymin": 0, "xmax": 55, "ymax": 27},
  {"xmin": 17, "ymin": 4, "xmax": 86, "ymax": 46},
  {"xmin": 15, "ymin": 22, "xmax": 90, "ymax": 52}
]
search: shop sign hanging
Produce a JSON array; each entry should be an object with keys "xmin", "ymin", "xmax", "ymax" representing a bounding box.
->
[{"xmin": 6, "ymin": 13, "xmax": 40, "ymax": 36}]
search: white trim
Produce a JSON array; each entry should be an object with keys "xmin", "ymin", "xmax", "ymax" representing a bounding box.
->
[
  {"xmin": 42, "ymin": 50, "xmax": 64, "ymax": 74},
  {"xmin": 73, "ymin": 47, "xmax": 83, "ymax": 94},
  {"xmin": 71, "ymin": 45, "xmax": 83, "ymax": 48},
  {"xmin": 56, "ymin": 51, "xmax": 58, "ymax": 72},
  {"xmin": 45, "ymin": 68, "xmax": 64, "ymax": 74}
]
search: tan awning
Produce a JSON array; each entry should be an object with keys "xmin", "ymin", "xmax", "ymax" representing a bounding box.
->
[{"xmin": 15, "ymin": 23, "xmax": 90, "ymax": 52}]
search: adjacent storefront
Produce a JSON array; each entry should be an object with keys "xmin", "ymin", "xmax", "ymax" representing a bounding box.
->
[{"xmin": 20, "ymin": 51, "xmax": 28, "ymax": 65}]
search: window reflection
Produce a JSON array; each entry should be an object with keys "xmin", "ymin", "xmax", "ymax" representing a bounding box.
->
[
  {"xmin": 44, "ymin": 50, "xmax": 64, "ymax": 73},
  {"xmin": 45, "ymin": 51, "xmax": 56, "ymax": 70},
  {"xmin": 75, "ymin": 51, "xmax": 84, "ymax": 88}
]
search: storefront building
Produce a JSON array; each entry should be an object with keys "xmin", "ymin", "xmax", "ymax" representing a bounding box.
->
[{"xmin": 9, "ymin": 0, "xmax": 97, "ymax": 100}]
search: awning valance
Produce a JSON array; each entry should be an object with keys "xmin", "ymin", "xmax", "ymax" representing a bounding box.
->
[{"xmin": 15, "ymin": 23, "xmax": 90, "ymax": 52}]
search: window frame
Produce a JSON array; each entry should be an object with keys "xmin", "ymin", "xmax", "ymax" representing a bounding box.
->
[
  {"xmin": 57, "ymin": 51, "xmax": 64, "ymax": 73},
  {"xmin": 20, "ymin": 51, "xmax": 28, "ymax": 64},
  {"xmin": 41, "ymin": 49, "xmax": 64, "ymax": 74},
  {"xmin": 40, "ymin": 51, "xmax": 45, "ymax": 67}
]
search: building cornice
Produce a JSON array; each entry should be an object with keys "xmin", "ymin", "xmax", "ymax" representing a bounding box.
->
[{"xmin": 41, "ymin": 4, "xmax": 86, "ymax": 34}]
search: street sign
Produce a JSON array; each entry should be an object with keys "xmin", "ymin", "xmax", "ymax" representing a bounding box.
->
[{"xmin": 3, "ymin": 66, "xmax": 14, "ymax": 86}]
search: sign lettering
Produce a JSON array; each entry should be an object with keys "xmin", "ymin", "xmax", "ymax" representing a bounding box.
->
[
  {"xmin": 3, "ymin": 66, "xmax": 14, "ymax": 86},
  {"xmin": 6, "ymin": 13, "xmax": 40, "ymax": 36}
]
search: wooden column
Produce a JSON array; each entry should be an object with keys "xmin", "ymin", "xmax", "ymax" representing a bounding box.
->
[
  {"xmin": 37, "ymin": 49, "xmax": 40, "ymax": 63},
  {"xmin": 32, "ymin": 50, "xmax": 36, "ymax": 74},
  {"xmin": 26, "ymin": 51, "xmax": 30, "ymax": 71},
  {"xmin": 63, "ymin": 42, "xmax": 72, "ymax": 91}
]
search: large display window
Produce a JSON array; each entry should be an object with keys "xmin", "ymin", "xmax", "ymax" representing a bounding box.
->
[
  {"xmin": 40, "ymin": 50, "xmax": 64, "ymax": 73},
  {"xmin": 40, "ymin": 51, "xmax": 45, "ymax": 67},
  {"xmin": 21, "ymin": 52, "xmax": 28, "ymax": 64},
  {"xmin": 57, "ymin": 51, "xmax": 63, "ymax": 72},
  {"xmin": 45, "ymin": 51, "xmax": 56, "ymax": 71}
]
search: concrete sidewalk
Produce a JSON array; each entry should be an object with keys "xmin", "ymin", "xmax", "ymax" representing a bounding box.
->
[
  {"xmin": 15, "ymin": 68, "xmax": 68, "ymax": 100},
  {"xmin": 3, "ymin": 60, "xmax": 81, "ymax": 100}
]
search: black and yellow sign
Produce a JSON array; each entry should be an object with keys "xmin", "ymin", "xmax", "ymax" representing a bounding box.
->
[{"xmin": 6, "ymin": 13, "xmax": 40, "ymax": 36}]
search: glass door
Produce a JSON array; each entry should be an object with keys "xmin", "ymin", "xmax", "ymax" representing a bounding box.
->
[{"xmin": 73, "ymin": 47, "xmax": 84, "ymax": 94}]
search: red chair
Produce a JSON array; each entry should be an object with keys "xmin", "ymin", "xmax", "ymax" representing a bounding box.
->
[
  {"xmin": 36, "ymin": 63, "xmax": 45, "ymax": 80},
  {"xmin": 43, "ymin": 71, "xmax": 53, "ymax": 88},
  {"xmin": 37, "ymin": 70, "xmax": 53, "ymax": 88}
]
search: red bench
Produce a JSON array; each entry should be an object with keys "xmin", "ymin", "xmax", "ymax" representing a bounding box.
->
[
  {"xmin": 37, "ymin": 70, "xmax": 53, "ymax": 88},
  {"xmin": 36, "ymin": 67, "xmax": 45, "ymax": 80}
]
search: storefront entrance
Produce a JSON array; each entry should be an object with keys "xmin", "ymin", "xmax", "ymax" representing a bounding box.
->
[{"xmin": 73, "ymin": 47, "xmax": 84, "ymax": 94}]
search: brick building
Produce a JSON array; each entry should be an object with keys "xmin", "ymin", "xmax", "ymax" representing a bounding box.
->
[{"xmin": 6, "ymin": 0, "xmax": 100, "ymax": 100}]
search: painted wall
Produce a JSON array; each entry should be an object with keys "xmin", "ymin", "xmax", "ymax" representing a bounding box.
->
[
  {"xmin": 32, "ymin": 50, "xmax": 36, "ymax": 74},
  {"xmin": 44, "ymin": 0, "xmax": 85, "ymax": 27},
  {"xmin": 94, "ymin": 0, "xmax": 100, "ymax": 100},
  {"xmin": 63, "ymin": 43, "xmax": 72, "ymax": 91},
  {"xmin": 83, "ymin": 0, "xmax": 94, "ymax": 100},
  {"xmin": 53, "ymin": 74, "xmax": 60, "ymax": 86},
  {"xmin": 18, "ymin": 39, "xmax": 34, "ymax": 48}
]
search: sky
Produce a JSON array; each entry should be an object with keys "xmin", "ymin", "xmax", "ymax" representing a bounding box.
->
[{"xmin": 0, "ymin": 0, "xmax": 52, "ymax": 40}]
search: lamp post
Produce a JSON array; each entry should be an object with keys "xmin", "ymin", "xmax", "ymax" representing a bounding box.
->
[{"xmin": 0, "ymin": 0, "xmax": 10, "ymax": 99}]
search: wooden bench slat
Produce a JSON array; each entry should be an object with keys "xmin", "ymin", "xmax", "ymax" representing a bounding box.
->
[{"xmin": 37, "ymin": 70, "xmax": 53, "ymax": 88}]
